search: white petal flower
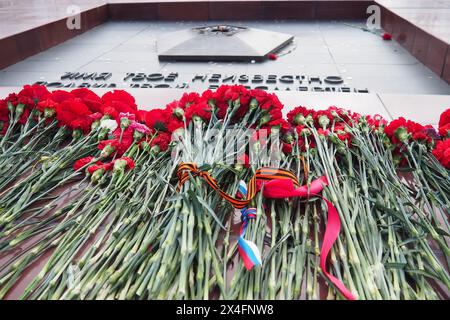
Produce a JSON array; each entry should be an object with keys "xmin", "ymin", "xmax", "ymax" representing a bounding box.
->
[{"xmin": 99, "ymin": 119, "xmax": 118, "ymax": 133}]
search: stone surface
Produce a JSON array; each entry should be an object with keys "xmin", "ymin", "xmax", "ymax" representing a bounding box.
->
[
  {"xmin": 0, "ymin": 21, "xmax": 449, "ymax": 95},
  {"xmin": 157, "ymin": 25, "xmax": 293, "ymax": 62}
]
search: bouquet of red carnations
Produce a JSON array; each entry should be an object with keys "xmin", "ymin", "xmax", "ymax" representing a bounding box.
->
[{"xmin": 0, "ymin": 84, "xmax": 449, "ymax": 300}]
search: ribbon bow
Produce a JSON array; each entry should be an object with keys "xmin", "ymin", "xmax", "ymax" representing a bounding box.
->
[
  {"xmin": 176, "ymin": 162, "xmax": 356, "ymax": 300},
  {"xmin": 236, "ymin": 181, "xmax": 262, "ymax": 271}
]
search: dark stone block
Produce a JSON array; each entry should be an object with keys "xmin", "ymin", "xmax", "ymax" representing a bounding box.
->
[
  {"xmin": 0, "ymin": 37, "xmax": 18, "ymax": 69},
  {"xmin": 158, "ymin": 2, "xmax": 209, "ymax": 20},
  {"xmin": 425, "ymin": 36, "xmax": 448, "ymax": 76},
  {"xmin": 209, "ymin": 1, "xmax": 263, "ymax": 20},
  {"xmin": 109, "ymin": 3, "xmax": 158, "ymax": 20},
  {"xmin": 262, "ymin": 1, "xmax": 315, "ymax": 20}
]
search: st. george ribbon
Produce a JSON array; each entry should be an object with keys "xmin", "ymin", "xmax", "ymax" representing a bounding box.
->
[{"xmin": 176, "ymin": 162, "xmax": 356, "ymax": 300}]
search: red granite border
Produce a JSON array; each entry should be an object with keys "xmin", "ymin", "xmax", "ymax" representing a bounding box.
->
[
  {"xmin": 378, "ymin": 3, "xmax": 449, "ymax": 84},
  {"xmin": 0, "ymin": 5, "xmax": 108, "ymax": 70}
]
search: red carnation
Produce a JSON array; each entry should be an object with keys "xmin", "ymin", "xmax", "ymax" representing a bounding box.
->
[
  {"xmin": 145, "ymin": 108, "xmax": 169, "ymax": 131},
  {"xmin": 56, "ymin": 99, "xmax": 93, "ymax": 133},
  {"xmin": 102, "ymin": 90, "xmax": 136, "ymax": 110},
  {"xmin": 287, "ymin": 106, "xmax": 314, "ymax": 125},
  {"xmin": 151, "ymin": 132, "xmax": 171, "ymax": 151},
  {"xmin": 382, "ymin": 32, "xmax": 392, "ymax": 41},
  {"xmin": 282, "ymin": 142, "xmax": 293, "ymax": 154},
  {"xmin": 73, "ymin": 156, "xmax": 96, "ymax": 171},
  {"xmin": 179, "ymin": 92, "xmax": 201, "ymax": 109},
  {"xmin": 50, "ymin": 90, "xmax": 75, "ymax": 103},
  {"xmin": 268, "ymin": 53, "xmax": 278, "ymax": 60},
  {"xmin": 98, "ymin": 137, "xmax": 133, "ymax": 157},
  {"xmin": 18, "ymin": 84, "xmax": 51, "ymax": 105},
  {"xmin": 439, "ymin": 123, "xmax": 450, "ymax": 139},
  {"xmin": 71, "ymin": 88, "xmax": 102, "ymax": 112},
  {"xmin": 432, "ymin": 139, "xmax": 450, "ymax": 168},
  {"xmin": 439, "ymin": 108, "xmax": 450, "ymax": 138},
  {"xmin": 185, "ymin": 101, "xmax": 212, "ymax": 123},
  {"xmin": 87, "ymin": 162, "xmax": 113, "ymax": 175},
  {"xmin": 37, "ymin": 99, "xmax": 58, "ymax": 113}
]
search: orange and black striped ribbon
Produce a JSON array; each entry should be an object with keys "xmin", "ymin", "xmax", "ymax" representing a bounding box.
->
[{"xmin": 177, "ymin": 162, "xmax": 299, "ymax": 209}]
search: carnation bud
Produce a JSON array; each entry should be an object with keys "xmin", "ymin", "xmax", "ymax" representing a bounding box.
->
[
  {"xmin": 394, "ymin": 127, "xmax": 409, "ymax": 142},
  {"xmin": 284, "ymin": 133, "xmax": 294, "ymax": 143},
  {"xmin": 192, "ymin": 115, "xmax": 203, "ymax": 123},
  {"xmin": 91, "ymin": 120, "xmax": 100, "ymax": 131},
  {"xmin": 150, "ymin": 145, "xmax": 160, "ymax": 155},
  {"xmin": 15, "ymin": 104, "xmax": 25, "ymax": 118},
  {"xmin": 133, "ymin": 130, "xmax": 145, "ymax": 142},
  {"xmin": 301, "ymin": 128, "xmax": 311, "ymax": 137},
  {"xmin": 91, "ymin": 168, "xmax": 105, "ymax": 183},
  {"xmin": 259, "ymin": 114, "xmax": 271, "ymax": 126},
  {"xmin": 120, "ymin": 117, "xmax": 132, "ymax": 129},
  {"xmin": 293, "ymin": 114, "xmax": 306, "ymax": 125},
  {"xmin": 7, "ymin": 101, "xmax": 14, "ymax": 112},
  {"xmin": 318, "ymin": 115, "xmax": 330, "ymax": 128},
  {"xmin": 44, "ymin": 108, "xmax": 56, "ymax": 118},
  {"xmin": 328, "ymin": 134, "xmax": 340, "ymax": 144},
  {"xmin": 31, "ymin": 109, "xmax": 40, "ymax": 118},
  {"xmin": 249, "ymin": 98, "xmax": 259, "ymax": 110},
  {"xmin": 72, "ymin": 129, "xmax": 83, "ymax": 140},
  {"xmin": 306, "ymin": 114, "xmax": 314, "ymax": 125},
  {"xmin": 113, "ymin": 159, "xmax": 127, "ymax": 174},
  {"xmin": 98, "ymin": 127, "xmax": 109, "ymax": 141},
  {"xmin": 101, "ymin": 144, "xmax": 116, "ymax": 158},
  {"xmin": 173, "ymin": 107, "xmax": 184, "ymax": 119}
]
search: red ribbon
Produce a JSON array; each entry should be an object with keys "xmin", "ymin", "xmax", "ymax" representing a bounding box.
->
[{"xmin": 259, "ymin": 177, "xmax": 356, "ymax": 300}]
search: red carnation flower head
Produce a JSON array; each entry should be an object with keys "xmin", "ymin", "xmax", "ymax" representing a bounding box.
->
[
  {"xmin": 102, "ymin": 90, "xmax": 136, "ymax": 109},
  {"xmin": 56, "ymin": 99, "xmax": 93, "ymax": 134},
  {"xmin": 282, "ymin": 142, "xmax": 293, "ymax": 154},
  {"xmin": 18, "ymin": 84, "xmax": 51, "ymax": 106},
  {"xmin": 112, "ymin": 156, "xmax": 135, "ymax": 173},
  {"xmin": 0, "ymin": 99, "xmax": 9, "ymax": 134},
  {"xmin": 366, "ymin": 114, "xmax": 387, "ymax": 129},
  {"xmin": 87, "ymin": 161, "xmax": 114, "ymax": 182},
  {"xmin": 73, "ymin": 156, "xmax": 96, "ymax": 171},
  {"xmin": 50, "ymin": 90, "xmax": 75, "ymax": 103},
  {"xmin": 5, "ymin": 93, "xmax": 19, "ymax": 108},
  {"xmin": 439, "ymin": 123, "xmax": 450, "ymax": 139},
  {"xmin": 268, "ymin": 53, "xmax": 278, "ymax": 60},
  {"xmin": 71, "ymin": 88, "xmax": 102, "ymax": 113},
  {"xmin": 150, "ymin": 132, "xmax": 171, "ymax": 153},
  {"xmin": 145, "ymin": 108, "xmax": 169, "ymax": 132},
  {"xmin": 439, "ymin": 108, "xmax": 450, "ymax": 138},
  {"xmin": 179, "ymin": 92, "xmax": 201, "ymax": 109},
  {"xmin": 98, "ymin": 136, "xmax": 133, "ymax": 158},
  {"xmin": 185, "ymin": 100, "xmax": 212, "ymax": 124},
  {"xmin": 432, "ymin": 139, "xmax": 450, "ymax": 168},
  {"xmin": 385, "ymin": 117, "xmax": 410, "ymax": 144},
  {"xmin": 382, "ymin": 32, "xmax": 392, "ymax": 41},
  {"xmin": 37, "ymin": 99, "xmax": 58, "ymax": 118},
  {"xmin": 315, "ymin": 110, "xmax": 333, "ymax": 128},
  {"xmin": 287, "ymin": 106, "xmax": 315, "ymax": 126},
  {"xmin": 101, "ymin": 90, "xmax": 137, "ymax": 120}
]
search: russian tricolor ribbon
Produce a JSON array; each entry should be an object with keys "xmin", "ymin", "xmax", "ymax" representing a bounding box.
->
[
  {"xmin": 236, "ymin": 181, "xmax": 262, "ymax": 271},
  {"xmin": 177, "ymin": 162, "xmax": 356, "ymax": 300}
]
